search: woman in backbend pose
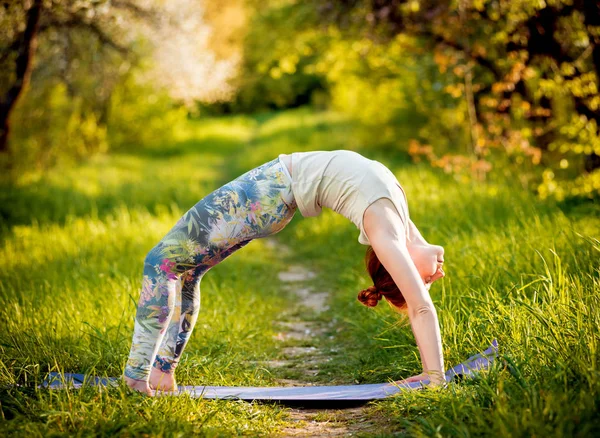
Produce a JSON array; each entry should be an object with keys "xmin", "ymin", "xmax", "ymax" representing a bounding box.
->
[{"xmin": 124, "ymin": 150, "xmax": 446, "ymax": 395}]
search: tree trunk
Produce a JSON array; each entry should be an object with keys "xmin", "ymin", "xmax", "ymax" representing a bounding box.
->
[
  {"xmin": 582, "ymin": 0, "xmax": 600, "ymax": 172},
  {"xmin": 0, "ymin": 0, "xmax": 42, "ymax": 152}
]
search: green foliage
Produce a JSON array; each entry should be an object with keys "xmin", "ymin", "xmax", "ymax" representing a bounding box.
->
[
  {"xmin": 319, "ymin": 32, "xmax": 471, "ymax": 155},
  {"xmin": 3, "ymin": 70, "xmax": 188, "ymax": 180},
  {"xmin": 5, "ymin": 0, "xmax": 597, "ymax": 200},
  {"xmin": 228, "ymin": 1, "xmax": 326, "ymax": 112},
  {"xmin": 227, "ymin": 0, "xmax": 600, "ymax": 201},
  {"xmin": 106, "ymin": 73, "xmax": 188, "ymax": 151},
  {"xmin": 7, "ymin": 82, "xmax": 108, "ymax": 173},
  {"xmin": 0, "ymin": 0, "xmax": 193, "ymax": 180}
]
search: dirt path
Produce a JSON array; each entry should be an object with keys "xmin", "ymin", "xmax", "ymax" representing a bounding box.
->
[{"xmin": 261, "ymin": 239, "xmax": 398, "ymax": 437}]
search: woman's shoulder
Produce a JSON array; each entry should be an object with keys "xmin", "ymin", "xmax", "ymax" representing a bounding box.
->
[{"xmin": 363, "ymin": 198, "xmax": 408, "ymax": 243}]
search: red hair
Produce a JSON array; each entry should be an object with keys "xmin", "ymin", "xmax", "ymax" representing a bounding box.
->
[{"xmin": 357, "ymin": 246, "xmax": 407, "ymax": 311}]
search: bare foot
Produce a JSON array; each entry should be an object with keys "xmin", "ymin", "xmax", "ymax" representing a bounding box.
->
[
  {"xmin": 149, "ymin": 367, "xmax": 178, "ymax": 392},
  {"xmin": 123, "ymin": 375, "xmax": 153, "ymax": 396}
]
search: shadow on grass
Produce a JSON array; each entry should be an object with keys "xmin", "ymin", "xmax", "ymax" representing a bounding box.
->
[
  {"xmin": 127, "ymin": 134, "xmax": 245, "ymax": 159},
  {"xmin": 0, "ymin": 135, "xmax": 240, "ymax": 238},
  {"xmin": 0, "ymin": 178, "xmax": 207, "ymax": 239}
]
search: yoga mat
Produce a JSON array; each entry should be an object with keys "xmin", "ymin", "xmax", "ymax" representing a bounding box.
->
[{"xmin": 42, "ymin": 340, "xmax": 498, "ymax": 406}]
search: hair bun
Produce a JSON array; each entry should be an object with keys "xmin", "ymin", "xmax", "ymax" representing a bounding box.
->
[{"xmin": 357, "ymin": 285, "xmax": 383, "ymax": 307}]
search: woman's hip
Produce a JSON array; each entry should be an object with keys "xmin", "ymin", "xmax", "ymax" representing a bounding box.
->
[{"xmin": 146, "ymin": 157, "xmax": 297, "ymax": 272}]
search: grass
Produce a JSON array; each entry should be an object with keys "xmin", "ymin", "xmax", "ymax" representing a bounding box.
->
[{"xmin": 1, "ymin": 106, "xmax": 599, "ymax": 436}]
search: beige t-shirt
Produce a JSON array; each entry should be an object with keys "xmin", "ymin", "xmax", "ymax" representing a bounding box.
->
[{"xmin": 281, "ymin": 150, "xmax": 409, "ymax": 245}]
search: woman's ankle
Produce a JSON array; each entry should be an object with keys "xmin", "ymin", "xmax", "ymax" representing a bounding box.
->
[{"xmin": 149, "ymin": 367, "xmax": 177, "ymax": 391}]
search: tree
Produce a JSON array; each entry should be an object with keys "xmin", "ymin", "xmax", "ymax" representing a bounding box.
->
[
  {"xmin": 313, "ymin": 0, "xmax": 600, "ymax": 196},
  {"xmin": 0, "ymin": 0, "xmax": 140, "ymax": 152},
  {"xmin": 0, "ymin": 0, "xmax": 42, "ymax": 152},
  {"xmin": 0, "ymin": 0, "xmax": 240, "ymax": 153}
]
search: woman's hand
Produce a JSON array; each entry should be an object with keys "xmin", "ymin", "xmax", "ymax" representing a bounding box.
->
[
  {"xmin": 395, "ymin": 373, "xmax": 428, "ymax": 385},
  {"xmin": 425, "ymin": 369, "xmax": 447, "ymax": 386},
  {"xmin": 395, "ymin": 371, "xmax": 446, "ymax": 387},
  {"xmin": 424, "ymin": 263, "xmax": 445, "ymax": 291}
]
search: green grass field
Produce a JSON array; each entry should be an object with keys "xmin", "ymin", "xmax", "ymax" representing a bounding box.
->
[{"xmin": 1, "ymin": 107, "xmax": 599, "ymax": 436}]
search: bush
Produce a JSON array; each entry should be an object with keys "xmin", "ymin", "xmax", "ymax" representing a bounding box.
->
[
  {"xmin": 106, "ymin": 74, "xmax": 188, "ymax": 152},
  {"xmin": 8, "ymin": 82, "xmax": 108, "ymax": 176},
  {"xmin": 4, "ymin": 71, "xmax": 188, "ymax": 181}
]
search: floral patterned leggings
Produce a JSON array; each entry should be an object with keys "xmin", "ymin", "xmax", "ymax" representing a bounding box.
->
[{"xmin": 124, "ymin": 157, "xmax": 296, "ymax": 381}]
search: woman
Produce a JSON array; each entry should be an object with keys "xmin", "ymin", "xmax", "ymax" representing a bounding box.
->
[{"xmin": 123, "ymin": 150, "xmax": 445, "ymax": 395}]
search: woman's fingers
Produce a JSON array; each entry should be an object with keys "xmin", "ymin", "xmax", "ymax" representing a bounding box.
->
[
  {"xmin": 425, "ymin": 265, "xmax": 445, "ymax": 287},
  {"xmin": 395, "ymin": 373, "xmax": 428, "ymax": 385},
  {"xmin": 431, "ymin": 266, "xmax": 445, "ymax": 282}
]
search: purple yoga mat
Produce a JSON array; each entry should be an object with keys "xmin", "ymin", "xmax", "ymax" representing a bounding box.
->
[{"xmin": 42, "ymin": 340, "xmax": 498, "ymax": 402}]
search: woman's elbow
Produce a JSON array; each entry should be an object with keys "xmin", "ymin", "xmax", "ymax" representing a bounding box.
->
[{"xmin": 410, "ymin": 302, "xmax": 436, "ymax": 319}]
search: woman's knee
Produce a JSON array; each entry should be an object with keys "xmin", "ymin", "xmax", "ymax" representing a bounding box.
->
[{"xmin": 143, "ymin": 245, "xmax": 163, "ymax": 272}]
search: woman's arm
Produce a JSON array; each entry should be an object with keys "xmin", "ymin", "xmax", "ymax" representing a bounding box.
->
[
  {"xmin": 364, "ymin": 200, "xmax": 445, "ymax": 383},
  {"xmin": 370, "ymin": 236, "xmax": 445, "ymax": 383}
]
